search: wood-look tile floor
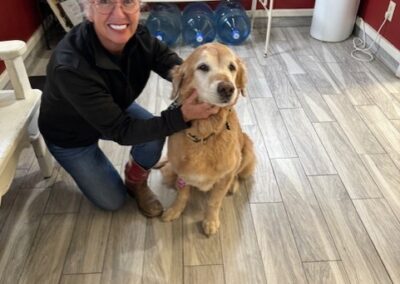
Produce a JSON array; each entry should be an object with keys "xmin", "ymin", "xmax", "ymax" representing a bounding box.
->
[{"xmin": 1, "ymin": 20, "xmax": 400, "ymax": 284}]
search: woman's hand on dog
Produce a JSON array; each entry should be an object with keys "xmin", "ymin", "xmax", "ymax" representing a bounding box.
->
[{"xmin": 181, "ymin": 92, "xmax": 219, "ymax": 122}]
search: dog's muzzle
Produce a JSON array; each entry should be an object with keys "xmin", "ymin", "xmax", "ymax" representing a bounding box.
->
[{"xmin": 217, "ymin": 81, "xmax": 235, "ymax": 103}]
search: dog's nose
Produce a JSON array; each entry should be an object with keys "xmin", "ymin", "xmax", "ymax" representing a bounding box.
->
[{"xmin": 217, "ymin": 82, "xmax": 235, "ymax": 101}]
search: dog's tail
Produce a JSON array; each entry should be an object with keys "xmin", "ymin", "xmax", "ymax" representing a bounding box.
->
[
  {"xmin": 159, "ymin": 161, "xmax": 178, "ymax": 188},
  {"xmin": 238, "ymin": 133, "xmax": 256, "ymax": 179}
]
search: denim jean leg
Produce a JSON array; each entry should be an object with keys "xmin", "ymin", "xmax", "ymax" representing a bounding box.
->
[
  {"xmin": 46, "ymin": 142, "xmax": 127, "ymax": 211},
  {"xmin": 125, "ymin": 102, "xmax": 165, "ymax": 169}
]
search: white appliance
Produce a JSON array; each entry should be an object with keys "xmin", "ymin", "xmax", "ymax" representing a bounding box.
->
[{"xmin": 310, "ymin": 0, "xmax": 361, "ymax": 42}]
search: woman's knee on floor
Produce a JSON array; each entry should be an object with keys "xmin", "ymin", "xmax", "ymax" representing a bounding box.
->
[
  {"xmin": 131, "ymin": 138, "xmax": 165, "ymax": 169},
  {"xmin": 86, "ymin": 190, "xmax": 127, "ymax": 212}
]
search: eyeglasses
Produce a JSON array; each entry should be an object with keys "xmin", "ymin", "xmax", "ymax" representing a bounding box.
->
[{"xmin": 91, "ymin": 0, "xmax": 140, "ymax": 14}]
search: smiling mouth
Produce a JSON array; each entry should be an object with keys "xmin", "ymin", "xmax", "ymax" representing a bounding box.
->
[
  {"xmin": 109, "ymin": 24, "xmax": 128, "ymax": 31},
  {"xmin": 218, "ymin": 98, "xmax": 234, "ymax": 106}
]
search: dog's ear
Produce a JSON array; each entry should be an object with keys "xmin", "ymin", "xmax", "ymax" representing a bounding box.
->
[
  {"xmin": 235, "ymin": 57, "xmax": 247, "ymax": 96},
  {"xmin": 170, "ymin": 65, "xmax": 185, "ymax": 100}
]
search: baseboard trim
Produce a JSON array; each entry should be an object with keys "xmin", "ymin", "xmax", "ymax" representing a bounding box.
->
[
  {"xmin": 250, "ymin": 8, "xmax": 314, "ymax": 18},
  {"xmin": 355, "ymin": 17, "xmax": 400, "ymax": 77},
  {"xmin": 0, "ymin": 26, "xmax": 44, "ymax": 90},
  {"xmin": 140, "ymin": 8, "xmax": 314, "ymax": 20}
]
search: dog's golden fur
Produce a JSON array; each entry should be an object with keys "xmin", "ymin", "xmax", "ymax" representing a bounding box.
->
[{"xmin": 161, "ymin": 43, "xmax": 256, "ymax": 236}]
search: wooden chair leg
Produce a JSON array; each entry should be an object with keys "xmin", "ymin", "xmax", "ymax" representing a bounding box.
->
[
  {"xmin": 28, "ymin": 107, "xmax": 53, "ymax": 178},
  {"xmin": 30, "ymin": 135, "xmax": 53, "ymax": 178}
]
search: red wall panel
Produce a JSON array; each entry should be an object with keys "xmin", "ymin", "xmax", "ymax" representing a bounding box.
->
[
  {"xmin": 177, "ymin": 0, "xmax": 315, "ymax": 11},
  {"xmin": 254, "ymin": 0, "xmax": 314, "ymax": 10},
  {"xmin": 358, "ymin": 0, "xmax": 400, "ymax": 50},
  {"xmin": 206, "ymin": 0, "xmax": 315, "ymax": 11},
  {"xmin": 0, "ymin": 0, "xmax": 41, "ymax": 74}
]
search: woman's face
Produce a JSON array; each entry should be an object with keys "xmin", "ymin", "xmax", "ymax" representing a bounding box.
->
[{"xmin": 88, "ymin": 0, "xmax": 140, "ymax": 54}]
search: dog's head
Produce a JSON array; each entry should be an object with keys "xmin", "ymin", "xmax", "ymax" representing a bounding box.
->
[{"xmin": 171, "ymin": 43, "xmax": 247, "ymax": 107}]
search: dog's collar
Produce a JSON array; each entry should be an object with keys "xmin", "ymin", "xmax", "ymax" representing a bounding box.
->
[
  {"xmin": 167, "ymin": 99, "xmax": 181, "ymax": 110},
  {"xmin": 225, "ymin": 108, "xmax": 232, "ymax": 130},
  {"xmin": 186, "ymin": 132, "xmax": 216, "ymax": 144},
  {"xmin": 186, "ymin": 110, "xmax": 231, "ymax": 144}
]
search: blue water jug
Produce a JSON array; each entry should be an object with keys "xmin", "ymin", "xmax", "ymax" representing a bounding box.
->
[
  {"xmin": 145, "ymin": 3, "xmax": 181, "ymax": 46},
  {"xmin": 215, "ymin": 0, "xmax": 251, "ymax": 45},
  {"xmin": 182, "ymin": 3, "xmax": 216, "ymax": 46}
]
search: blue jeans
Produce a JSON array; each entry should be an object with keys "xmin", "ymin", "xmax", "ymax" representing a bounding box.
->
[{"xmin": 45, "ymin": 103, "xmax": 165, "ymax": 211}]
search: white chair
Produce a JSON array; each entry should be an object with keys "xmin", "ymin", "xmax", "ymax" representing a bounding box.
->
[
  {"xmin": 251, "ymin": 0, "xmax": 274, "ymax": 56},
  {"xmin": 0, "ymin": 40, "xmax": 53, "ymax": 205}
]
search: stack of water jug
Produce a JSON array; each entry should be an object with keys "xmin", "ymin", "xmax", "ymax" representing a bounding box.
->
[{"xmin": 145, "ymin": 0, "xmax": 251, "ymax": 47}]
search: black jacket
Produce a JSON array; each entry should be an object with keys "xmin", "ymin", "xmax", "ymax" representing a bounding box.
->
[{"xmin": 39, "ymin": 21, "xmax": 186, "ymax": 148}]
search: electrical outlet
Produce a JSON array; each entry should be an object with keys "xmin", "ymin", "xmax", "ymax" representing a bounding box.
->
[{"xmin": 386, "ymin": 0, "xmax": 396, "ymax": 22}]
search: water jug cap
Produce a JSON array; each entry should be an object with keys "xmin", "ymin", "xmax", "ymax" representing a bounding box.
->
[
  {"xmin": 232, "ymin": 30, "xmax": 240, "ymax": 40},
  {"xmin": 196, "ymin": 32, "xmax": 204, "ymax": 43},
  {"xmin": 155, "ymin": 31, "xmax": 164, "ymax": 41}
]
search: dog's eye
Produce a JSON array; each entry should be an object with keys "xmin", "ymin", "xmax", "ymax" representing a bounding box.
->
[
  {"xmin": 197, "ymin": 64, "xmax": 210, "ymax": 72},
  {"xmin": 228, "ymin": 63, "xmax": 236, "ymax": 72}
]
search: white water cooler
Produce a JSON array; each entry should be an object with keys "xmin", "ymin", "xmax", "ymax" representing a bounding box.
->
[{"xmin": 310, "ymin": 0, "xmax": 361, "ymax": 42}]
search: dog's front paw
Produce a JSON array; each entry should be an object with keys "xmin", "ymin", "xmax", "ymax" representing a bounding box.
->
[
  {"xmin": 202, "ymin": 218, "xmax": 220, "ymax": 236},
  {"xmin": 161, "ymin": 207, "xmax": 182, "ymax": 222}
]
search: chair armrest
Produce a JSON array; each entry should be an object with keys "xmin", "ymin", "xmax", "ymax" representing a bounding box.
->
[
  {"xmin": 0, "ymin": 41, "xmax": 27, "ymax": 60},
  {"xmin": 0, "ymin": 40, "xmax": 31, "ymax": 100}
]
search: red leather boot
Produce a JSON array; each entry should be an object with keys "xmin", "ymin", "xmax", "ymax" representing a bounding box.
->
[{"xmin": 125, "ymin": 160, "xmax": 163, "ymax": 217}]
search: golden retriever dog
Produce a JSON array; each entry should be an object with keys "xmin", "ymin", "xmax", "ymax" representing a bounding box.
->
[{"xmin": 161, "ymin": 43, "xmax": 256, "ymax": 236}]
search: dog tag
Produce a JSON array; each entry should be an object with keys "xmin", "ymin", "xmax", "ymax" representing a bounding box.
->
[{"xmin": 176, "ymin": 177, "xmax": 186, "ymax": 189}]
